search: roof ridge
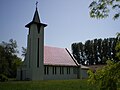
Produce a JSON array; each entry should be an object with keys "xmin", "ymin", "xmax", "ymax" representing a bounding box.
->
[{"xmin": 65, "ymin": 48, "xmax": 79, "ymax": 66}]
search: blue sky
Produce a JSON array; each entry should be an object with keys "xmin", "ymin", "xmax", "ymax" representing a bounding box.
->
[{"xmin": 0, "ymin": 0, "xmax": 120, "ymax": 57}]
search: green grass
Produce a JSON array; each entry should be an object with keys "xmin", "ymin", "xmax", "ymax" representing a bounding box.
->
[
  {"xmin": 0, "ymin": 79, "xmax": 98, "ymax": 90},
  {"xmin": 0, "ymin": 79, "xmax": 120, "ymax": 90}
]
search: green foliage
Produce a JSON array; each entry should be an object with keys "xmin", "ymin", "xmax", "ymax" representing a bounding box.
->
[
  {"xmin": 21, "ymin": 47, "xmax": 27, "ymax": 57},
  {"xmin": 87, "ymin": 33, "xmax": 120, "ymax": 90},
  {"xmin": 0, "ymin": 39, "xmax": 22, "ymax": 78},
  {"xmin": 0, "ymin": 74, "xmax": 8, "ymax": 82},
  {"xmin": 89, "ymin": 0, "xmax": 120, "ymax": 20},
  {"xmin": 88, "ymin": 60, "xmax": 120, "ymax": 90},
  {"xmin": 115, "ymin": 33, "xmax": 120, "ymax": 60}
]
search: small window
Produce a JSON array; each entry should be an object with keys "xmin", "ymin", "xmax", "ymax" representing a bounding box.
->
[
  {"xmin": 52, "ymin": 66, "xmax": 57, "ymax": 75},
  {"xmin": 60, "ymin": 67, "xmax": 64, "ymax": 74},
  {"xmin": 44, "ymin": 66, "xmax": 49, "ymax": 75},
  {"xmin": 60, "ymin": 67, "xmax": 62, "ymax": 74},
  {"xmin": 67, "ymin": 67, "xmax": 70, "ymax": 74}
]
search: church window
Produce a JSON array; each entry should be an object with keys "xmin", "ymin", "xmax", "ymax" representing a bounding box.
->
[
  {"xmin": 37, "ymin": 38, "xmax": 39, "ymax": 67},
  {"xmin": 67, "ymin": 67, "xmax": 70, "ymax": 74},
  {"xmin": 44, "ymin": 66, "xmax": 49, "ymax": 75},
  {"xmin": 60, "ymin": 67, "xmax": 62, "ymax": 74},
  {"xmin": 52, "ymin": 66, "xmax": 56, "ymax": 75},
  {"xmin": 60, "ymin": 67, "xmax": 64, "ymax": 74}
]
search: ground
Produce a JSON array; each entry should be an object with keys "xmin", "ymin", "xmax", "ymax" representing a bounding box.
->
[{"xmin": 0, "ymin": 79, "xmax": 120, "ymax": 90}]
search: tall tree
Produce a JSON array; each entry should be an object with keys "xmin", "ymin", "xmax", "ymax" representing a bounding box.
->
[
  {"xmin": 115, "ymin": 33, "xmax": 120, "ymax": 60},
  {"xmin": 78, "ymin": 42, "xmax": 85, "ymax": 64},
  {"xmin": 0, "ymin": 39, "xmax": 22, "ymax": 78},
  {"xmin": 71, "ymin": 37, "xmax": 119, "ymax": 65},
  {"xmin": 71, "ymin": 43, "xmax": 81, "ymax": 64},
  {"xmin": 93, "ymin": 39, "xmax": 99, "ymax": 64}
]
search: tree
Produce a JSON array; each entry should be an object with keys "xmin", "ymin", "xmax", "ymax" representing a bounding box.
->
[
  {"xmin": 0, "ymin": 39, "xmax": 22, "ymax": 78},
  {"xmin": 89, "ymin": 0, "xmax": 120, "ymax": 20},
  {"xmin": 21, "ymin": 47, "xmax": 27, "ymax": 57},
  {"xmin": 0, "ymin": 45, "xmax": 9, "ymax": 76},
  {"xmin": 71, "ymin": 37, "xmax": 118, "ymax": 65},
  {"xmin": 115, "ymin": 33, "xmax": 120, "ymax": 60},
  {"xmin": 71, "ymin": 43, "xmax": 81, "ymax": 64},
  {"xmin": 84, "ymin": 40, "xmax": 94, "ymax": 65}
]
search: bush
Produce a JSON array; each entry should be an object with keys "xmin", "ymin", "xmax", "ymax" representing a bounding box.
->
[
  {"xmin": 0, "ymin": 74, "xmax": 8, "ymax": 82},
  {"xmin": 87, "ymin": 60, "xmax": 120, "ymax": 90}
]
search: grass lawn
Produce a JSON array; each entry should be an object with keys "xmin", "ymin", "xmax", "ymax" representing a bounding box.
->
[
  {"xmin": 0, "ymin": 79, "xmax": 120, "ymax": 90},
  {"xmin": 0, "ymin": 79, "xmax": 97, "ymax": 90}
]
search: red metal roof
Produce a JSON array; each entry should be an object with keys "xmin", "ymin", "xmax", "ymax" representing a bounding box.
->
[{"xmin": 44, "ymin": 46, "xmax": 78, "ymax": 66}]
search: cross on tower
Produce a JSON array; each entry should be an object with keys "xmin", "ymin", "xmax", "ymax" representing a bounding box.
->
[{"xmin": 36, "ymin": 1, "xmax": 38, "ymax": 8}]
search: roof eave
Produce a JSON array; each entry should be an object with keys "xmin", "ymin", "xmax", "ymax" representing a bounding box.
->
[
  {"xmin": 44, "ymin": 64, "xmax": 78, "ymax": 67},
  {"xmin": 25, "ymin": 21, "xmax": 47, "ymax": 28},
  {"xmin": 65, "ymin": 48, "xmax": 80, "ymax": 66}
]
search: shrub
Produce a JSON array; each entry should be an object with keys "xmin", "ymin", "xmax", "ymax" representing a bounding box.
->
[
  {"xmin": 0, "ymin": 74, "xmax": 8, "ymax": 82},
  {"xmin": 87, "ymin": 60, "xmax": 120, "ymax": 90}
]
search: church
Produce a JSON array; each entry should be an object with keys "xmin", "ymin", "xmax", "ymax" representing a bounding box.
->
[{"xmin": 17, "ymin": 6, "xmax": 81, "ymax": 80}]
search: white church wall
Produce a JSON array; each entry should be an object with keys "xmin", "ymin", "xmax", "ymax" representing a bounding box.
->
[{"xmin": 44, "ymin": 66, "xmax": 78, "ymax": 80}]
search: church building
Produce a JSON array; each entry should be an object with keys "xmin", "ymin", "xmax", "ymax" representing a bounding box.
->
[{"xmin": 17, "ymin": 6, "xmax": 81, "ymax": 80}]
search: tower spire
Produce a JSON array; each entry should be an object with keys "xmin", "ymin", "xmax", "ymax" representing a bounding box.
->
[
  {"xmin": 25, "ymin": 2, "xmax": 47, "ymax": 28},
  {"xmin": 32, "ymin": 1, "xmax": 40, "ymax": 23}
]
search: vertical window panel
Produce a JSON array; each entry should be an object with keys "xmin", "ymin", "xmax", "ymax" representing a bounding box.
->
[{"xmin": 37, "ymin": 38, "xmax": 39, "ymax": 67}]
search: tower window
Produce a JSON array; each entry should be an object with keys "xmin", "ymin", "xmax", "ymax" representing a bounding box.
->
[
  {"xmin": 37, "ymin": 38, "xmax": 39, "ymax": 67},
  {"xmin": 37, "ymin": 25, "xmax": 40, "ymax": 34}
]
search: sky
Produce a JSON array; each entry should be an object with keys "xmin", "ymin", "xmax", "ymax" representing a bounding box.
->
[{"xmin": 0, "ymin": 0, "xmax": 120, "ymax": 58}]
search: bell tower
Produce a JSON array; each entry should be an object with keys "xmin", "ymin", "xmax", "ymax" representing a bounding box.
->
[{"xmin": 25, "ymin": 3, "xmax": 47, "ymax": 80}]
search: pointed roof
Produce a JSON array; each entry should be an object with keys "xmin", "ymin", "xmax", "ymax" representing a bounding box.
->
[
  {"xmin": 25, "ymin": 7, "xmax": 47, "ymax": 28},
  {"xmin": 32, "ymin": 7, "xmax": 40, "ymax": 23},
  {"xmin": 44, "ymin": 46, "xmax": 79, "ymax": 66}
]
